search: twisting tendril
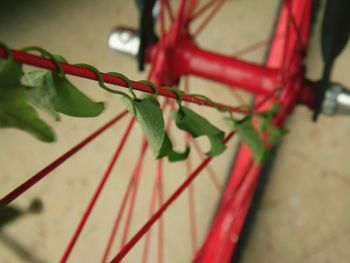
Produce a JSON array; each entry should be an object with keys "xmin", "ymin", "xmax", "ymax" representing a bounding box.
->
[
  {"xmin": 190, "ymin": 93, "xmax": 252, "ymax": 122},
  {"xmin": 138, "ymin": 80, "xmax": 159, "ymax": 98},
  {"xmin": 162, "ymin": 86, "xmax": 184, "ymax": 107},
  {"xmin": 75, "ymin": 63, "xmax": 137, "ymax": 116},
  {"xmin": 107, "ymin": 71, "xmax": 139, "ymax": 100},
  {"xmin": 0, "ymin": 42, "xmax": 13, "ymax": 60},
  {"xmin": 21, "ymin": 46, "xmax": 65, "ymax": 77}
]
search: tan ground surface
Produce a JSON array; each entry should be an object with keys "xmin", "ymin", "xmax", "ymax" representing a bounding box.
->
[{"xmin": 0, "ymin": 0, "xmax": 349, "ymax": 262}]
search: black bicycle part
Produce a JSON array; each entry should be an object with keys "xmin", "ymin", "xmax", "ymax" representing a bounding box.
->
[
  {"xmin": 135, "ymin": 0, "xmax": 158, "ymax": 71},
  {"xmin": 313, "ymin": 0, "xmax": 350, "ymax": 121}
]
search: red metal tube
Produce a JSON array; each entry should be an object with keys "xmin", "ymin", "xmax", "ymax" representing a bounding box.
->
[
  {"xmin": 170, "ymin": 37, "xmax": 279, "ymax": 95},
  {"xmin": 0, "ymin": 48, "xmax": 246, "ymax": 113}
]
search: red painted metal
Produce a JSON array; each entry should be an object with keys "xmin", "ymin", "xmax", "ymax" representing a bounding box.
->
[
  {"xmin": 110, "ymin": 132, "xmax": 235, "ymax": 263},
  {"xmin": 156, "ymin": 159, "xmax": 165, "ymax": 263},
  {"xmin": 186, "ymin": 144, "xmax": 198, "ymax": 256},
  {"xmin": 184, "ymin": 76, "xmax": 198, "ymax": 256},
  {"xmin": 0, "ymin": 1, "xmax": 317, "ymax": 262},
  {"xmin": 193, "ymin": 0, "xmax": 226, "ymax": 37},
  {"xmin": 101, "ymin": 160, "xmax": 137, "ymax": 263},
  {"xmin": 194, "ymin": 158, "xmax": 260, "ymax": 262},
  {"xmin": 120, "ymin": 139, "xmax": 148, "ymax": 247},
  {"xmin": 141, "ymin": 163, "xmax": 161, "ymax": 263},
  {"xmin": 159, "ymin": 0, "xmax": 166, "ymax": 36},
  {"xmin": 194, "ymin": 0, "xmax": 313, "ymax": 262},
  {"xmin": 163, "ymin": 0, "xmax": 175, "ymax": 21},
  {"xmin": 101, "ymin": 100, "xmax": 168, "ymax": 262},
  {"xmin": 0, "ymin": 110, "xmax": 128, "ymax": 206},
  {"xmin": 0, "ymin": 48, "xmax": 246, "ymax": 114},
  {"xmin": 60, "ymin": 117, "xmax": 135, "ymax": 263},
  {"xmin": 191, "ymin": 138, "xmax": 222, "ymax": 192},
  {"xmin": 148, "ymin": 34, "xmax": 279, "ymax": 95},
  {"xmin": 190, "ymin": 0, "xmax": 220, "ymax": 21},
  {"xmin": 299, "ymin": 79, "xmax": 316, "ymax": 108}
]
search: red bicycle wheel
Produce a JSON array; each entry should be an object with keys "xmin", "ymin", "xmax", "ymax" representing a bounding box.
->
[{"xmin": 0, "ymin": 1, "xmax": 315, "ymax": 262}]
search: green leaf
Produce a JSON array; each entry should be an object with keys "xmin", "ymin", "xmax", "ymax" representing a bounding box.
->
[
  {"xmin": 0, "ymin": 86, "xmax": 56, "ymax": 142},
  {"xmin": 123, "ymin": 95, "xmax": 166, "ymax": 157},
  {"xmin": 157, "ymin": 133, "xmax": 190, "ymax": 162},
  {"xmin": 225, "ymin": 116, "xmax": 266, "ymax": 163},
  {"xmin": 225, "ymin": 103, "xmax": 287, "ymax": 163},
  {"xmin": 0, "ymin": 58, "xmax": 23, "ymax": 89},
  {"xmin": 122, "ymin": 95, "xmax": 189, "ymax": 161},
  {"xmin": 167, "ymin": 143, "xmax": 190, "ymax": 162},
  {"xmin": 51, "ymin": 72, "xmax": 105, "ymax": 117},
  {"xmin": 24, "ymin": 70, "xmax": 60, "ymax": 120},
  {"xmin": 267, "ymin": 126, "xmax": 288, "ymax": 145},
  {"xmin": 173, "ymin": 106, "xmax": 226, "ymax": 157},
  {"xmin": 264, "ymin": 103, "xmax": 280, "ymax": 117},
  {"xmin": 257, "ymin": 115, "xmax": 270, "ymax": 133},
  {"xmin": 256, "ymin": 103, "xmax": 288, "ymax": 145},
  {"xmin": 24, "ymin": 70, "xmax": 104, "ymax": 118}
]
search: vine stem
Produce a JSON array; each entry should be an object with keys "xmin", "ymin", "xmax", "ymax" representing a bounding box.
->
[{"xmin": 0, "ymin": 47, "xmax": 247, "ymax": 114}]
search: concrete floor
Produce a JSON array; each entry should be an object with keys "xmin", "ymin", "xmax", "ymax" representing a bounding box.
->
[{"xmin": 0, "ymin": 0, "xmax": 350, "ymax": 262}]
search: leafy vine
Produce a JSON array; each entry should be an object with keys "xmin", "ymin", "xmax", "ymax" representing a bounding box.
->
[{"xmin": 0, "ymin": 42, "xmax": 286, "ymax": 163}]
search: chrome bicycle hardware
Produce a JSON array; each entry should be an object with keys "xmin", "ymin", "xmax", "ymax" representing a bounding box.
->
[
  {"xmin": 321, "ymin": 83, "xmax": 350, "ymax": 116},
  {"xmin": 108, "ymin": 27, "xmax": 140, "ymax": 56}
]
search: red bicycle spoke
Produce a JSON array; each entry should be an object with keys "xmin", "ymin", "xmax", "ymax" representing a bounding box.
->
[
  {"xmin": 229, "ymin": 88, "xmax": 248, "ymax": 107},
  {"xmin": 185, "ymin": 148, "xmax": 198, "ymax": 255},
  {"xmin": 0, "ymin": 48, "xmax": 246, "ymax": 114},
  {"xmin": 120, "ymin": 139, "xmax": 148, "ymax": 247},
  {"xmin": 254, "ymin": 88, "xmax": 280, "ymax": 111},
  {"xmin": 190, "ymin": 0, "xmax": 220, "ymax": 22},
  {"xmin": 182, "ymin": 76, "xmax": 199, "ymax": 254},
  {"xmin": 193, "ymin": 0, "xmax": 226, "ymax": 37},
  {"xmin": 110, "ymin": 132, "xmax": 235, "ymax": 262},
  {"xmin": 163, "ymin": 0, "xmax": 175, "ymax": 21},
  {"xmin": 232, "ymin": 38, "xmax": 274, "ymax": 58},
  {"xmin": 159, "ymin": 0, "xmax": 167, "ymax": 37},
  {"xmin": 190, "ymin": 139, "xmax": 222, "ymax": 192},
  {"xmin": 141, "ymin": 161, "xmax": 161, "ymax": 263},
  {"xmin": 0, "ymin": 110, "xmax": 128, "ymax": 207},
  {"xmin": 151, "ymin": 100, "xmax": 172, "ymax": 263},
  {"xmin": 157, "ymin": 160, "xmax": 165, "ymax": 263},
  {"xmin": 101, "ymin": 160, "xmax": 138, "ymax": 263},
  {"xmin": 101, "ymin": 100, "xmax": 169, "ymax": 263},
  {"xmin": 176, "ymin": 0, "xmax": 188, "ymax": 22},
  {"xmin": 186, "ymin": 0, "xmax": 200, "ymax": 18},
  {"xmin": 60, "ymin": 117, "xmax": 136, "ymax": 263},
  {"xmin": 171, "ymin": 0, "xmax": 191, "ymax": 38},
  {"xmin": 183, "ymin": 77, "xmax": 222, "ymax": 193},
  {"xmin": 159, "ymin": 0, "xmax": 176, "ymax": 35}
]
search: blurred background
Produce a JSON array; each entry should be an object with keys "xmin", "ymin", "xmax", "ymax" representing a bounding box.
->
[{"xmin": 0, "ymin": 0, "xmax": 349, "ymax": 262}]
